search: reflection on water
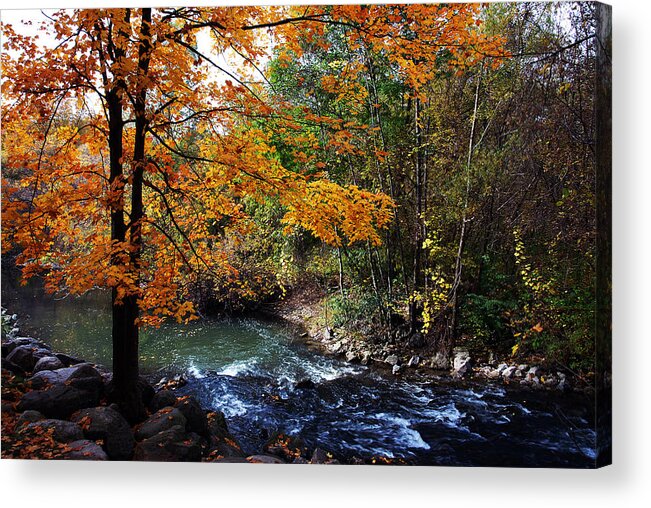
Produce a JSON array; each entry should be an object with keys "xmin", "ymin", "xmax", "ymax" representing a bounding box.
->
[{"xmin": 2, "ymin": 278, "xmax": 597, "ymax": 467}]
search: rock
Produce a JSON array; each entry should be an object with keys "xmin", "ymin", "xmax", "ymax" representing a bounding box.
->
[
  {"xmin": 557, "ymin": 378, "xmax": 571, "ymax": 392},
  {"xmin": 6, "ymin": 345, "xmax": 43, "ymax": 373},
  {"xmin": 175, "ymin": 395, "xmax": 209, "ymax": 437},
  {"xmin": 33, "ymin": 356, "xmax": 65, "ymax": 373},
  {"xmin": 514, "ymin": 369, "xmax": 524, "ymax": 378},
  {"xmin": 2, "ymin": 337, "xmax": 46, "ymax": 356},
  {"xmin": 496, "ymin": 363, "xmax": 508, "ymax": 374},
  {"xmin": 15, "ymin": 410, "xmax": 45, "ymax": 429},
  {"xmin": 136, "ymin": 407, "xmax": 187, "ymax": 441},
  {"xmin": 292, "ymin": 456, "xmax": 309, "ymax": 464},
  {"xmin": 295, "ymin": 378, "xmax": 316, "ymax": 390},
  {"xmin": 264, "ymin": 432, "xmax": 308, "ymax": 462},
  {"xmin": 149, "ymin": 389, "xmax": 178, "ymax": 412},
  {"xmin": 502, "ymin": 366, "xmax": 517, "ymax": 379},
  {"xmin": 527, "ymin": 366, "xmax": 542, "ymax": 378},
  {"xmin": 487, "ymin": 368, "xmax": 501, "ymax": 379},
  {"xmin": 323, "ymin": 327, "xmax": 334, "ymax": 341},
  {"xmin": 518, "ymin": 364, "xmax": 529, "ymax": 372},
  {"xmin": 21, "ymin": 419, "xmax": 84, "ymax": 443},
  {"xmin": 17, "ymin": 384, "xmax": 99, "ymax": 419},
  {"xmin": 392, "ymin": 364, "xmax": 402, "ymax": 375},
  {"xmin": 345, "ymin": 351, "xmax": 359, "ymax": 363},
  {"xmin": 1, "ymin": 357, "xmax": 26, "ymax": 377},
  {"xmin": 543, "ymin": 375, "xmax": 557, "ymax": 387},
  {"xmin": 66, "ymin": 364, "xmax": 104, "ymax": 395},
  {"xmin": 137, "ymin": 377, "xmax": 155, "ymax": 406},
  {"xmin": 62, "ymin": 439, "xmax": 108, "ymax": 460},
  {"xmin": 407, "ymin": 355, "xmax": 420, "ymax": 368},
  {"xmin": 452, "ymin": 350, "xmax": 472, "ymax": 377},
  {"xmin": 385, "ymin": 354, "xmax": 399, "ymax": 366},
  {"xmin": 28, "ymin": 363, "xmax": 101, "ymax": 390},
  {"xmin": 133, "ymin": 425, "xmax": 202, "ymax": 462},
  {"xmin": 71, "ymin": 406, "xmax": 135, "ymax": 460},
  {"xmin": 328, "ymin": 341, "xmax": 344, "ymax": 354},
  {"xmin": 430, "ymin": 352, "xmax": 449, "ymax": 370},
  {"xmin": 207, "ymin": 411, "xmax": 245, "ymax": 458},
  {"xmin": 360, "ymin": 352, "xmax": 371, "ymax": 366},
  {"xmin": 310, "ymin": 447, "xmax": 329, "ymax": 464},
  {"xmin": 54, "ymin": 353, "xmax": 85, "ymax": 367},
  {"xmin": 246, "ymin": 454, "xmax": 285, "ymax": 464}
]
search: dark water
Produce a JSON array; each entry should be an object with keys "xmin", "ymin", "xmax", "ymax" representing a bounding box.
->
[{"xmin": 2, "ymin": 281, "xmax": 597, "ymax": 467}]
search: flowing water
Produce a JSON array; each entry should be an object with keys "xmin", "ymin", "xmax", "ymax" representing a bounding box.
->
[{"xmin": 2, "ymin": 281, "xmax": 597, "ymax": 467}]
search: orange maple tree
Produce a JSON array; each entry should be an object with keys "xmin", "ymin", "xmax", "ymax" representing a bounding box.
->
[{"xmin": 1, "ymin": 5, "xmax": 505, "ymax": 420}]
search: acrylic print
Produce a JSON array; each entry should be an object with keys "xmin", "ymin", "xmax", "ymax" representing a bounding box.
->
[{"xmin": 1, "ymin": 2, "xmax": 611, "ymax": 467}]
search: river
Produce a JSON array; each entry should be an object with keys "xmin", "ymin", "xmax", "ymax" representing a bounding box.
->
[{"xmin": 1, "ymin": 280, "xmax": 597, "ymax": 467}]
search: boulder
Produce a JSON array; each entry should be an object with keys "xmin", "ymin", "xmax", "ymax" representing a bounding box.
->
[
  {"xmin": 6, "ymin": 345, "xmax": 43, "ymax": 373},
  {"xmin": 246, "ymin": 454, "xmax": 285, "ymax": 464},
  {"xmin": 135, "ymin": 407, "xmax": 186, "ymax": 441},
  {"xmin": 392, "ymin": 364, "xmax": 402, "ymax": 375},
  {"xmin": 407, "ymin": 355, "xmax": 420, "ymax": 368},
  {"xmin": 1, "ymin": 357, "xmax": 26, "ymax": 377},
  {"xmin": 452, "ymin": 350, "xmax": 472, "ymax": 377},
  {"xmin": 66, "ymin": 364, "xmax": 104, "ymax": 396},
  {"xmin": 15, "ymin": 410, "xmax": 45, "ymax": 429},
  {"xmin": 2, "ymin": 337, "xmax": 47, "ymax": 356},
  {"xmin": 384, "ymin": 355, "xmax": 399, "ymax": 366},
  {"xmin": 62, "ymin": 439, "xmax": 108, "ymax": 460},
  {"xmin": 295, "ymin": 379, "xmax": 316, "ymax": 390},
  {"xmin": 137, "ymin": 377, "xmax": 156, "ymax": 407},
  {"xmin": 496, "ymin": 363, "xmax": 508, "ymax": 374},
  {"xmin": 263, "ymin": 432, "xmax": 308, "ymax": 462},
  {"xmin": 17, "ymin": 383, "xmax": 99, "ymax": 419},
  {"xmin": 28, "ymin": 363, "xmax": 101, "ymax": 390},
  {"xmin": 71, "ymin": 406, "xmax": 135, "ymax": 460},
  {"xmin": 527, "ymin": 366, "xmax": 542, "ymax": 379},
  {"xmin": 133, "ymin": 425, "xmax": 202, "ymax": 462},
  {"xmin": 149, "ymin": 389, "xmax": 178, "ymax": 412},
  {"xmin": 345, "ymin": 351, "xmax": 359, "ymax": 363},
  {"xmin": 21, "ymin": 419, "xmax": 84, "ymax": 443},
  {"xmin": 502, "ymin": 366, "xmax": 517, "ymax": 379},
  {"xmin": 360, "ymin": 352, "xmax": 371, "ymax": 366},
  {"xmin": 430, "ymin": 352, "xmax": 449, "ymax": 370},
  {"xmin": 33, "ymin": 356, "xmax": 65, "ymax": 373},
  {"xmin": 310, "ymin": 447, "xmax": 329, "ymax": 464},
  {"xmin": 175, "ymin": 396, "xmax": 209, "ymax": 437},
  {"xmin": 54, "ymin": 353, "xmax": 85, "ymax": 367},
  {"xmin": 206, "ymin": 411, "xmax": 245, "ymax": 458}
]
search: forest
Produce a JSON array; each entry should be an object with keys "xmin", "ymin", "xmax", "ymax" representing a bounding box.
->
[{"xmin": 1, "ymin": 3, "xmax": 610, "ymax": 466}]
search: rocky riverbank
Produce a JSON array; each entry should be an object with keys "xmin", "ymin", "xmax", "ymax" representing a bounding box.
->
[
  {"xmin": 0, "ymin": 312, "xmax": 340, "ymax": 464},
  {"xmin": 270, "ymin": 286, "xmax": 593, "ymax": 395}
]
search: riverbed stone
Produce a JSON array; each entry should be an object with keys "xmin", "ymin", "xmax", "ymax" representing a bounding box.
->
[
  {"xmin": 6, "ymin": 345, "xmax": 43, "ymax": 373},
  {"xmin": 345, "ymin": 351, "xmax": 359, "ymax": 363},
  {"xmin": 527, "ymin": 366, "xmax": 542, "ymax": 378},
  {"xmin": 502, "ymin": 366, "xmax": 517, "ymax": 379},
  {"xmin": 54, "ymin": 352, "xmax": 85, "ymax": 367},
  {"xmin": 175, "ymin": 395, "xmax": 209, "ymax": 437},
  {"xmin": 430, "ymin": 352, "xmax": 449, "ymax": 370},
  {"xmin": 392, "ymin": 364, "xmax": 402, "ymax": 375},
  {"xmin": 21, "ymin": 418, "xmax": 84, "ymax": 443},
  {"xmin": 15, "ymin": 410, "xmax": 45, "ymax": 429},
  {"xmin": 385, "ymin": 354, "xmax": 399, "ymax": 366},
  {"xmin": 62, "ymin": 439, "xmax": 108, "ymax": 460},
  {"xmin": 33, "ymin": 356, "xmax": 65, "ymax": 373},
  {"xmin": 452, "ymin": 350, "xmax": 472, "ymax": 377},
  {"xmin": 149, "ymin": 389, "xmax": 178, "ymax": 412},
  {"xmin": 407, "ymin": 355, "xmax": 420, "ymax": 368},
  {"xmin": 17, "ymin": 383, "xmax": 99, "ymax": 419},
  {"xmin": 71, "ymin": 406, "xmax": 135, "ymax": 460},
  {"xmin": 136, "ymin": 407, "xmax": 186, "ymax": 441},
  {"xmin": 133, "ymin": 425, "xmax": 202, "ymax": 462},
  {"xmin": 3, "ymin": 337, "xmax": 47, "ymax": 356}
]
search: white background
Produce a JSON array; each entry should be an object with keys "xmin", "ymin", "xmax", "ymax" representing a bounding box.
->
[{"xmin": 1, "ymin": 0, "xmax": 649, "ymax": 506}]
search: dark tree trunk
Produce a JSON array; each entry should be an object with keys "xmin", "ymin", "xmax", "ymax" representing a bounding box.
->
[{"xmin": 106, "ymin": 8, "xmax": 146, "ymax": 423}]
